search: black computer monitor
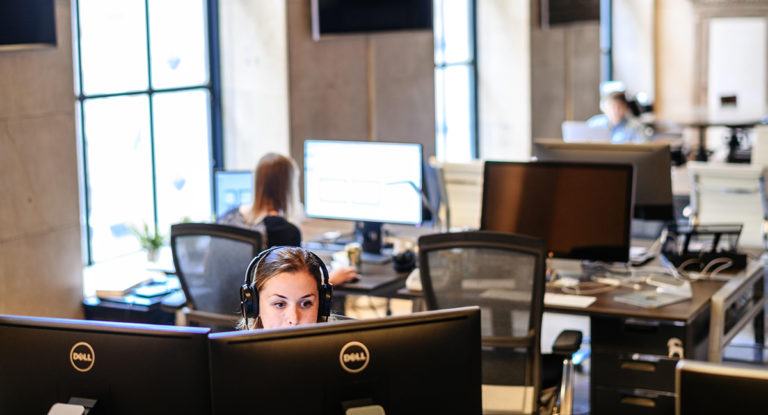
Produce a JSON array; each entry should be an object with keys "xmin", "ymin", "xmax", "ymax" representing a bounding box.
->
[
  {"xmin": 676, "ymin": 359, "xmax": 768, "ymax": 414},
  {"xmin": 213, "ymin": 169, "xmax": 253, "ymax": 219},
  {"xmin": 481, "ymin": 161, "xmax": 633, "ymax": 263},
  {"xmin": 0, "ymin": 315, "xmax": 211, "ymax": 414},
  {"xmin": 533, "ymin": 140, "xmax": 674, "ymax": 221},
  {"xmin": 209, "ymin": 307, "xmax": 481, "ymax": 414},
  {"xmin": 304, "ymin": 140, "xmax": 424, "ymax": 254}
]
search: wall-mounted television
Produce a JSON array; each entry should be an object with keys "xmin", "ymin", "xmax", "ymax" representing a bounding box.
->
[
  {"xmin": 540, "ymin": 0, "xmax": 599, "ymax": 27},
  {"xmin": 311, "ymin": 0, "xmax": 433, "ymax": 41},
  {"xmin": 0, "ymin": 0, "xmax": 57, "ymax": 51}
]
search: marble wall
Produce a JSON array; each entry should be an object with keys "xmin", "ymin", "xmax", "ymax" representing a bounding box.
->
[{"xmin": 0, "ymin": 0, "xmax": 83, "ymax": 317}]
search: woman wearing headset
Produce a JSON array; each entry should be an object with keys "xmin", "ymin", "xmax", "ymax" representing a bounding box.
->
[
  {"xmin": 218, "ymin": 152, "xmax": 357, "ymax": 286},
  {"xmin": 239, "ymin": 246, "xmax": 333, "ymax": 330}
]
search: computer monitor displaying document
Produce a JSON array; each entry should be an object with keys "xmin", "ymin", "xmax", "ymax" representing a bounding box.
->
[
  {"xmin": 304, "ymin": 140, "xmax": 423, "ymax": 255},
  {"xmin": 209, "ymin": 307, "xmax": 481, "ymax": 414},
  {"xmin": 0, "ymin": 315, "xmax": 211, "ymax": 414},
  {"xmin": 481, "ymin": 161, "xmax": 633, "ymax": 263},
  {"xmin": 213, "ymin": 170, "xmax": 253, "ymax": 219},
  {"xmin": 533, "ymin": 140, "xmax": 674, "ymax": 221}
]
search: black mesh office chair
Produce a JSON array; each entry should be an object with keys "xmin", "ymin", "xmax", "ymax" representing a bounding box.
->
[
  {"xmin": 418, "ymin": 231, "xmax": 582, "ymax": 415},
  {"xmin": 170, "ymin": 223, "xmax": 264, "ymax": 332}
]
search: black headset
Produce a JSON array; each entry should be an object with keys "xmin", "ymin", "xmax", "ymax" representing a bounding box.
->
[{"xmin": 240, "ymin": 246, "xmax": 333, "ymax": 328}]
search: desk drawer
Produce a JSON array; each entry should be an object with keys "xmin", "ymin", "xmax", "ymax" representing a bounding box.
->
[
  {"xmin": 592, "ymin": 352, "xmax": 678, "ymax": 392},
  {"xmin": 592, "ymin": 386, "xmax": 675, "ymax": 415},
  {"xmin": 592, "ymin": 316, "xmax": 686, "ymax": 355}
]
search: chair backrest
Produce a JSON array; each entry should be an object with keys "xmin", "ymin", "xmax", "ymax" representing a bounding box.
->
[
  {"xmin": 170, "ymin": 223, "xmax": 264, "ymax": 328},
  {"xmin": 418, "ymin": 231, "xmax": 546, "ymax": 406},
  {"xmin": 687, "ymin": 161, "xmax": 767, "ymax": 248},
  {"xmin": 676, "ymin": 359, "xmax": 768, "ymax": 415}
]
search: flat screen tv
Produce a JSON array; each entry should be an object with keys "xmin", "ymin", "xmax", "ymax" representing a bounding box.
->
[
  {"xmin": 311, "ymin": 0, "xmax": 433, "ymax": 41},
  {"xmin": 0, "ymin": 0, "xmax": 57, "ymax": 51}
]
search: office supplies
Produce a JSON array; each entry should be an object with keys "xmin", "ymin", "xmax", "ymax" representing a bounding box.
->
[
  {"xmin": 0, "ymin": 315, "xmax": 211, "ymax": 414},
  {"xmin": 613, "ymin": 290, "xmax": 690, "ymax": 309},
  {"xmin": 661, "ymin": 223, "xmax": 747, "ymax": 272},
  {"xmin": 544, "ymin": 293, "xmax": 597, "ymax": 308},
  {"xmin": 209, "ymin": 307, "xmax": 482, "ymax": 414},
  {"xmin": 481, "ymin": 161, "xmax": 633, "ymax": 263}
]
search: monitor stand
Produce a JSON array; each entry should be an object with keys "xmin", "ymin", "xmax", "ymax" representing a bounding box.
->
[{"xmin": 355, "ymin": 221, "xmax": 391, "ymax": 264}]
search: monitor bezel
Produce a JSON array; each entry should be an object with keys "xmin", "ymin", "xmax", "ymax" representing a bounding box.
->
[{"xmin": 480, "ymin": 160, "xmax": 634, "ymax": 263}]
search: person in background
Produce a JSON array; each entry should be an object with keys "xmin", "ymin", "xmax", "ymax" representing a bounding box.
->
[
  {"xmin": 218, "ymin": 152, "xmax": 357, "ymax": 285},
  {"xmin": 587, "ymin": 91, "xmax": 650, "ymax": 144}
]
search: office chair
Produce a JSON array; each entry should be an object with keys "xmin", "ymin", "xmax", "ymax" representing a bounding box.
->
[
  {"xmin": 170, "ymin": 223, "xmax": 265, "ymax": 332},
  {"xmin": 687, "ymin": 162, "xmax": 767, "ymax": 249},
  {"xmin": 418, "ymin": 231, "xmax": 582, "ymax": 415}
]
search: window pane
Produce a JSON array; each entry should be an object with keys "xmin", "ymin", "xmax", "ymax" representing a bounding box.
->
[
  {"xmin": 153, "ymin": 89, "xmax": 212, "ymax": 233},
  {"xmin": 83, "ymin": 95, "xmax": 154, "ymax": 262},
  {"xmin": 435, "ymin": 0, "xmax": 472, "ymax": 64},
  {"xmin": 148, "ymin": 0, "xmax": 209, "ymax": 89},
  {"xmin": 78, "ymin": 0, "xmax": 149, "ymax": 95},
  {"xmin": 441, "ymin": 65, "xmax": 474, "ymax": 162}
]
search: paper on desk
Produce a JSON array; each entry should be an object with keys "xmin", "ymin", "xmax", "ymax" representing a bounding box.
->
[{"xmin": 544, "ymin": 293, "xmax": 596, "ymax": 308}]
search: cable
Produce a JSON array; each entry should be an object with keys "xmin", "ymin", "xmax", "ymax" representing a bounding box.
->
[{"xmin": 561, "ymin": 282, "xmax": 617, "ymax": 296}]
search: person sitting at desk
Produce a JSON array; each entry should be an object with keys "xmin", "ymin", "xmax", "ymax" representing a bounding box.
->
[
  {"xmin": 238, "ymin": 246, "xmax": 334, "ymax": 330},
  {"xmin": 217, "ymin": 152, "xmax": 357, "ymax": 285},
  {"xmin": 587, "ymin": 91, "xmax": 650, "ymax": 144}
]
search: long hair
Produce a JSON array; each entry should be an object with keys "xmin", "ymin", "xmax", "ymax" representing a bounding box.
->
[
  {"xmin": 245, "ymin": 153, "xmax": 299, "ymax": 225},
  {"xmin": 238, "ymin": 246, "xmax": 325, "ymax": 330}
]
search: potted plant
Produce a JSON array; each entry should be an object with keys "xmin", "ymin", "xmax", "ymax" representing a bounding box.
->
[{"xmin": 132, "ymin": 223, "xmax": 165, "ymax": 262}]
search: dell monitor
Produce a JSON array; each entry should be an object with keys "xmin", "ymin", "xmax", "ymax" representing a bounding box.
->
[
  {"xmin": 209, "ymin": 307, "xmax": 481, "ymax": 414},
  {"xmin": 481, "ymin": 161, "xmax": 633, "ymax": 263},
  {"xmin": 533, "ymin": 140, "xmax": 674, "ymax": 221},
  {"xmin": 304, "ymin": 140, "xmax": 423, "ymax": 255},
  {"xmin": 0, "ymin": 315, "xmax": 211, "ymax": 414},
  {"xmin": 213, "ymin": 169, "xmax": 253, "ymax": 219}
]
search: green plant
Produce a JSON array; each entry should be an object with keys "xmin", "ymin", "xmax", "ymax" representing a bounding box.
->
[{"xmin": 131, "ymin": 223, "xmax": 165, "ymax": 251}]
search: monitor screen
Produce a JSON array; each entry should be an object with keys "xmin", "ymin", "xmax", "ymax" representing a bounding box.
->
[
  {"xmin": 533, "ymin": 140, "xmax": 674, "ymax": 221},
  {"xmin": 209, "ymin": 307, "xmax": 481, "ymax": 413},
  {"xmin": 481, "ymin": 161, "xmax": 633, "ymax": 263},
  {"xmin": 311, "ymin": 0, "xmax": 433, "ymax": 41},
  {"xmin": 213, "ymin": 170, "xmax": 253, "ymax": 219},
  {"xmin": 304, "ymin": 140, "xmax": 423, "ymax": 225},
  {"xmin": 0, "ymin": 315, "xmax": 211, "ymax": 414}
]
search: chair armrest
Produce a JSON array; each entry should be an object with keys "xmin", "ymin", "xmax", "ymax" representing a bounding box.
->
[{"xmin": 551, "ymin": 330, "xmax": 582, "ymax": 356}]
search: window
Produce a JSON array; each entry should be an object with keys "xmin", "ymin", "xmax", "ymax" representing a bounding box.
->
[
  {"xmin": 434, "ymin": 0, "xmax": 477, "ymax": 162},
  {"xmin": 74, "ymin": 0, "xmax": 221, "ymax": 264}
]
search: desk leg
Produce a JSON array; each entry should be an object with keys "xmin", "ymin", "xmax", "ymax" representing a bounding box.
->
[
  {"xmin": 753, "ymin": 277, "xmax": 765, "ymax": 362},
  {"xmin": 696, "ymin": 126, "xmax": 708, "ymax": 161}
]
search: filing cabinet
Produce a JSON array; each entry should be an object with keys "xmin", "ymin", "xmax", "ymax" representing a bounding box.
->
[{"xmin": 590, "ymin": 312, "xmax": 710, "ymax": 415}]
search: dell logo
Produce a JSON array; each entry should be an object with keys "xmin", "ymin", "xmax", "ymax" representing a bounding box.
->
[
  {"xmin": 339, "ymin": 341, "xmax": 370, "ymax": 374},
  {"xmin": 70, "ymin": 342, "xmax": 95, "ymax": 372}
]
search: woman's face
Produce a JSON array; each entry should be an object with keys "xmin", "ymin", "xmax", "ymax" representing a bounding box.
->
[{"xmin": 258, "ymin": 270, "xmax": 319, "ymax": 329}]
